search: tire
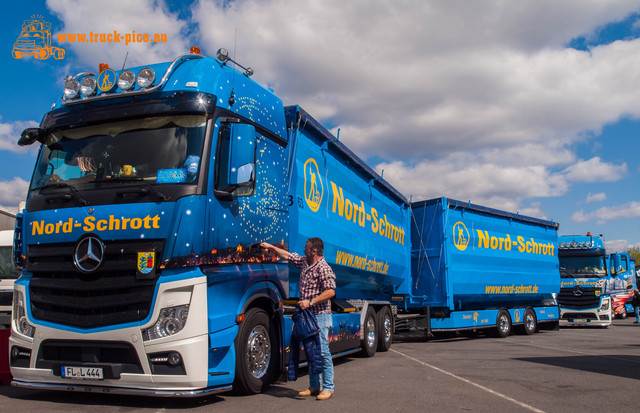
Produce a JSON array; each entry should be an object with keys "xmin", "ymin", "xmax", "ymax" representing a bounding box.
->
[
  {"xmin": 360, "ymin": 307, "xmax": 378, "ymax": 357},
  {"xmin": 233, "ymin": 308, "xmax": 279, "ymax": 394},
  {"xmin": 492, "ymin": 309, "xmax": 512, "ymax": 338},
  {"xmin": 376, "ymin": 306, "xmax": 393, "ymax": 352},
  {"xmin": 522, "ymin": 308, "xmax": 537, "ymax": 335}
]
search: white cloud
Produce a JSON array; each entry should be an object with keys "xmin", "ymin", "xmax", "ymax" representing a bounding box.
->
[
  {"xmin": 605, "ymin": 239, "xmax": 639, "ymax": 253},
  {"xmin": 47, "ymin": 0, "xmax": 191, "ymax": 67},
  {"xmin": 376, "ymin": 148, "xmax": 567, "ymax": 217},
  {"xmin": 193, "ymin": 0, "xmax": 640, "ymax": 161},
  {"xmin": 571, "ymin": 201, "xmax": 640, "ymax": 223},
  {"xmin": 586, "ymin": 192, "xmax": 607, "ymax": 203},
  {"xmin": 0, "ymin": 120, "xmax": 40, "ymax": 153},
  {"xmin": 517, "ymin": 202, "xmax": 549, "ymax": 221},
  {"xmin": 187, "ymin": 0, "xmax": 640, "ymax": 220},
  {"xmin": 562, "ymin": 157, "xmax": 627, "ymax": 182},
  {"xmin": 0, "ymin": 178, "xmax": 29, "ymax": 210}
]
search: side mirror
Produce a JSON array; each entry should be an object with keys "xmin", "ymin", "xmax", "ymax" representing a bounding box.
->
[
  {"xmin": 215, "ymin": 122, "xmax": 256, "ymax": 199},
  {"xmin": 228, "ymin": 124, "xmax": 256, "ymax": 186},
  {"xmin": 233, "ymin": 163, "xmax": 254, "ymax": 185},
  {"xmin": 19, "ymin": 128, "xmax": 45, "ymax": 146},
  {"xmin": 610, "ymin": 254, "xmax": 621, "ymax": 275}
]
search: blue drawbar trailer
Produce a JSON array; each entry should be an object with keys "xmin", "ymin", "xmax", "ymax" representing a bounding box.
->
[{"xmin": 407, "ymin": 197, "xmax": 560, "ymax": 337}]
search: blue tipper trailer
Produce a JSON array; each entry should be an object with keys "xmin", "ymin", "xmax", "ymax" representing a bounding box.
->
[{"xmin": 407, "ymin": 197, "xmax": 560, "ymax": 337}]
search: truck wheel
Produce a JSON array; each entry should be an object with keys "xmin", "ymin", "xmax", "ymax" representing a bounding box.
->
[
  {"xmin": 376, "ymin": 306, "xmax": 393, "ymax": 352},
  {"xmin": 522, "ymin": 308, "xmax": 537, "ymax": 335},
  {"xmin": 492, "ymin": 309, "xmax": 512, "ymax": 338},
  {"xmin": 361, "ymin": 307, "xmax": 378, "ymax": 357},
  {"xmin": 233, "ymin": 308, "xmax": 278, "ymax": 394}
]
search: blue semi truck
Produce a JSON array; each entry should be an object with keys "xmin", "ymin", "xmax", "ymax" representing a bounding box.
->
[
  {"xmin": 557, "ymin": 233, "xmax": 612, "ymax": 327},
  {"xmin": 9, "ymin": 48, "xmax": 560, "ymax": 396},
  {"xmin": 608, "ymin": 251, "xmax": 637, "ymax": 319}
]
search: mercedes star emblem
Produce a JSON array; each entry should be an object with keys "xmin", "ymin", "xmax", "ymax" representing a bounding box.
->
[
  {"xmin": 73, "ymin": 236, "xmax": 104, "ymax": 272},
  {"xmin": 572, "ymin": 285, "xmax": 584, "ymax": 297}
]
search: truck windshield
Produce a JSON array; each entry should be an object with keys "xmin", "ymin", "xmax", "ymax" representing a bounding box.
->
[
  {"xmin": 0, "ymin": 246, "xmax": 19, "ymax": 280},
  {"xmin": 29, "ymin": 115, "xmax": 207, "ymax": 194},
  {"xmin": 559, "ymin": 256, "xmax": 607, "ymax": 278}
]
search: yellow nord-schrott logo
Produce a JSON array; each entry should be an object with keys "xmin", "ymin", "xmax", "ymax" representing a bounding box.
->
[
  {"xmin": 304, "ymin": 158, "xmax": 323, "ymax": 212},
  {"xmin": 12, "ymin": 15, "xmax": 65, "ymax": 60},
  {"xmin": 514, "ymin": 309, "xmax": 521, "ymax": 323},
  {"xmin": 453, "ymin": 221, "xmax": 470, "ymax": 251},
  {"xmin": 97, "ymin": 68, "xmax": 117, "ymax": 91}
]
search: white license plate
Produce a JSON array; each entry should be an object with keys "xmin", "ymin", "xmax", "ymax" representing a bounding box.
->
[
  {"xmin": 573, "ymin": 319, "xmax": 588, "ymax": 323},
  {"xmin": 61, "ymin": 366, "xmax": 104, "ymax": 380}
]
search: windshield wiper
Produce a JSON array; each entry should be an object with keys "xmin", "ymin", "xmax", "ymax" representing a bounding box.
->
[
  {"xmin": 91, "ymin": 176, "xmax": 169, "ymax": 201},
  {"xmin": 31, "ymin": 182, "xmax": 88, "ymax": 206}
]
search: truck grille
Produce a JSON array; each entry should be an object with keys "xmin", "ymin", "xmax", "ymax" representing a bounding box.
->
[
  {"xmin": 36, "ymin": 340, "xmax": 143, "ymax": 375},
  {"xmin": 26, "ymin": 239, "xmax": 164, "ymax": 329},
  {"xmin": 557, "ymin": 287, "xmax": 600, "ymax": 309},
  {"xmin": 561, "ymin": 312, "xmax": 598, "ymax": 320}
]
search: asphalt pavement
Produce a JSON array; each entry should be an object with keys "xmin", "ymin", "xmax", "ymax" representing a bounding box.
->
[{"xmin": 1, "ymin": 318, "xmax": 639, "ymax": 412}]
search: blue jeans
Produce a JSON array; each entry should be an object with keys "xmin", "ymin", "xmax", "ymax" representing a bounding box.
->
[
  {"xmin": 634, "ymin": 306, "xmax": 640, "ymax": 323},
  {"xmin": 309, "ymin": 313, "xmax": 334, "ymax": 392}
]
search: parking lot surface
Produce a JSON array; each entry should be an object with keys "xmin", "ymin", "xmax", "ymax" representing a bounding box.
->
[{"xmin": 1, "ymin": 318, "xmax": 639, "ymax": 412}]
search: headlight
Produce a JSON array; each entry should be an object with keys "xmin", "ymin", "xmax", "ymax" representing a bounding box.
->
[
  {"xmin": 13, "ymin": 290, "xmax": 35, "ymax": 338},
  {"xmin": 117, "ymin": 70, "xmax": 135, "ymax": 90},
  {"xmin": 136, "ymin": 67, "xmax": 155, "ymax": 88},
  {"xmin": 599, "ymin": 298, "xmax": 610, "ymax": 311},
  {"xmin": 80, "ymin": 76, "xmax": 97, "ymax": 96},
  {"xmin": 63, "ymin": 79, "xmax": 80, "ymax": 99},
  {"xmin": 142, "ymin": 304, "xmax": 189, "ymax": 341}
]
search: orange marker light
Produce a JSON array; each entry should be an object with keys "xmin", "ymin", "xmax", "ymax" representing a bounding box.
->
[
  {"xmin": 190, "ymin": 46, "xmax": 201, "ymax": 54},
  {"xmin": 99, "ymin": 63, "xmax": 109, "ymax": 73}
]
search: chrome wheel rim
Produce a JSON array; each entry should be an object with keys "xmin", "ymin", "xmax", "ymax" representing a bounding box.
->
[
  {"xmin": 499, "ymin": 314, "xmax": 509, "ymax": 334},
  {"xmin": 246, "ymin": 325, "xmax": 271, "ymax": 378},
  {"xmin": 366, "ymin": 316, "xmax": 376, "ymax": 347},
  {"xmin": 525, "ymin": 313, "xmax": 535, "ymax": 331},
  {"xmin": 383, "ymin": 314, "xmax": 392, "ymax": 343}
]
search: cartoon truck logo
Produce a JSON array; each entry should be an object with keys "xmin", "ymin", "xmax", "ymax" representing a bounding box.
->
[{"xmin": 12, "ymin": 18, "xmax": 65, "ymax": 60}]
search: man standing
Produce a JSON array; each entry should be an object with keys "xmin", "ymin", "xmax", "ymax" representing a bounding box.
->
[
  {"xmin": 632, "ymin": 288, "xmax": 640, "ymax": 323},
  {"xmin": 261, "ymin": 238, "xmax": 336, "ymax": 400}
]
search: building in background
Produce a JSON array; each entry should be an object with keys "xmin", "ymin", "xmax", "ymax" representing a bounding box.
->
[{"xmin": 0, "ymin": 210, "xmax": 15, "ymax": 231}]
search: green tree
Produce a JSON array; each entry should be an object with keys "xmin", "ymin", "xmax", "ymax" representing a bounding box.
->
[{"xmin": 627, "ymin": 246, "xmax": 640, "ymax": 266}]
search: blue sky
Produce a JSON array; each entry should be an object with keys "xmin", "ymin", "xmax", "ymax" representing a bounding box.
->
[{"xmin": 2, "ymin": 0, "xmax": 640, "ymax": 252}]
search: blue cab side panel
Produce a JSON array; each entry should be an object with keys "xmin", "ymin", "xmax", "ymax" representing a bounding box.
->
[
  {"xmin": 284, "ymin": 106, "xmax": 412, "ymax": 300},
  {"xmin": 410, "ymin": 197, "xmax": 560, "ymax": 311}
]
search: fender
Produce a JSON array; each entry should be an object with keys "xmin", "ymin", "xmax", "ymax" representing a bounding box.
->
[{"xmin": 237, "ymin": 281, "xmax": 284, "ymax": 316}]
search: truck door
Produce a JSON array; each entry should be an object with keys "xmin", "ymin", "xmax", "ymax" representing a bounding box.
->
[{"xmin": 209, "ymin": 120, "xmax": 288, "ymax": 251}]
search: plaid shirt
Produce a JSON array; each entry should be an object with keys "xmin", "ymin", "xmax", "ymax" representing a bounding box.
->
[{"xmin": 289, "ymin": 253, "xmax": 336, "ymax": 315}]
